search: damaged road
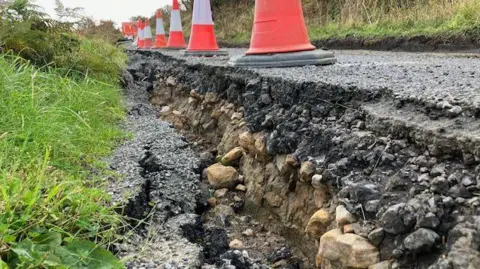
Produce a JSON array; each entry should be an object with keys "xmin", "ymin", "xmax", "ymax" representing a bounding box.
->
[
  {"xmin": 104, "ymin": 47, "xmax": 480, "ymax": 269},
  {"xmin": 106, "ymin": 54, "xmax": 294, "ymax": 269}
]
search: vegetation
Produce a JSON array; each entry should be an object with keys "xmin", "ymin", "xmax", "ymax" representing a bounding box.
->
[
  {"xmin": 173, "ymin": 0, "xmax": 480, "ymax": 44},
  {"xmin": 1, "ymin": 0, "xmax": 127, "ymax": 268}
]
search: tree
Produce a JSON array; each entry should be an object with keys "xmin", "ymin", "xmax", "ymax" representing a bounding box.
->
[{"xmin": 54, "ymin": 0, "xmax": 84, "ymax": 23}]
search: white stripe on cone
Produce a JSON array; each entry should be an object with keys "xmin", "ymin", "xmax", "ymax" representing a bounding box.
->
[
  {"xmin": 144, "ymin": 25, "xmax": 153, "ymax": 39},
  {"xmin": 170, "ymin": 10, "xmax": 183, "ymax": 32},
  {"xmin": 192, "ymin": 0, "xmax": 214, "ymax": 25},
  {"xmin": 138, "ymin": 26, "xmax": 144, "ymax": 39},
  {"xmin": 156, "ymin": 18, "xmax": 166, "ymax": 35}
]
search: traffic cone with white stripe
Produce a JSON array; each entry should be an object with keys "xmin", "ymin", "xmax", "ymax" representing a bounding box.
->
[
  {"xmin": 182, "ymin": 0, "xmax": 228, "ymax": 56},
  {"xmin": 136, "ymin": 19, "xmax": 145, "ymax": 49},
  {"xmin": 166, "ymin": 0, "xmax": 187, "ymax": 49},
  {"xmin": 154, "ymin": 10, "xmax": 167, "ymax": 48},
  {"xmin": 144, "ymin": 17, "xmax": 154, "ymax": 49},
  {"xmin": 228, "ymin": 0, "xmax": 336, "ymax": 68}
]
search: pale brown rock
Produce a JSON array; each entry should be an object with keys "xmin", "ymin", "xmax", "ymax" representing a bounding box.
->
[
  {"xmin": 264, "ymin": 192, "xmax": 282, "ymax": 207},
  {"xmin": 190, "ymin": 89, "xmax": 201, "ymax": 99},
  {"xmin": 281, "ymin": 155, "xmax": 299, "ymax": 177},
  {"xmin": 236, "ymin": 184, "xmax": 247, "ymax": 192},
  {"xmin": 285, "ymin": 154, "xmax": 299, "ymax": 166},
  {"xmin": 213, "ymin": 204, "xmax": 235, "ymax": 217},
  {"xmin": 229, "ymin": 239, "xmax": 244, "ymax": 249},
  {"xmin": 344, "ymin": 224, "xmax": 355, "ymax": 234},
  {"xmin": 188, "ymin": 97, "xmax": 198, "ymax": 106},
  {"xmin": 221, "ymin": 147, "xmax": 244, "ymax": 164},
  {"xmin": 160, "ymin": 106, "xmax": 170, "ymax": 115},
  {"xmin": 317, "ymin": 229, "xmax": 343, "ymax": 264},
  {"xmin": 210, "ymin": 110, "xmax": 223, "ymax": 120},
  {"xmin": 242, "ymin": 229, "xmax": 254, "ymax": 236},
  {"xmin": 336, "ymin": 205, "xmax": 357, "ymax": 226},
  {"xmin": 368, "ymin": 261, "xmax": 392, "ymax": 269},
  {"xmin": 238, "ymin": 132, "xmax": 255, "ymax": 154},
  {"xmin": 305, "ymin": 209, "xmax": 330, "ymax": 238},
  {"xmin": 206, "ymin": 163, "xmax": 239, "ymax": 189},
  {"xmin": 254, "ymin": 134, "xmax": 268, "ymax": 161},
  {"xmin": 214, "ymin": 188, "xmax": 229, "ymax": 198},
  {"xmin": 207, "ymin": 197, "xmax": 217, "ymax": 207},
  {"xmin": 231, "ymin": 112, "xmax": 243, "ymax": 120},
  {"xmin": 172, "ymin": 110, "xmax": 182, "ymax": 116},
  {"xmin": 318, "ymin": 230, "xmax": 380, "ymax": 269},
  {"xmin": 299, "ymin": 161, "xmax": 315, "ymax": 183}
]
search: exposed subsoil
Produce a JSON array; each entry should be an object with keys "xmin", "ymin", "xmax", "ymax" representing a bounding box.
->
[
  {"xmin": 219, "ymin": 35, "xmax": 480, "ymax": 54},
  {"xmin": 105, "ymin": 53, "xmax": 304, "ymax": 269}
]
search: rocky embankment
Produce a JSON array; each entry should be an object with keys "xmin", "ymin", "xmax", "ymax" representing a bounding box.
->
[
  {"xmin": 107, "ymin": 54, "xmax": 300, "ymax": 269},
  {"xmin": 122, "ymin": 49, "xmax": 480, "ymax": 269}
]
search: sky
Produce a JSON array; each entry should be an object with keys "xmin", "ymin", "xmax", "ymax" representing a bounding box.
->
[{"xmin": 35, "ymin": 0, "xmax": 171, "ymax": 26}]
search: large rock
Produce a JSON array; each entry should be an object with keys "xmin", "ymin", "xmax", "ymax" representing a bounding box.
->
[
  {"xmin": 206, "ymin": 163, "xmax": 239, "ymax": 189},
  {"xmin": 336, "ymin": 205, "xmax": 357, "ymax": 226},
  {"xmin": 306, "ymin": 209, "xmax": 330, "ymax": 239},
  {"xmin": 221, "ymin": 147, "xmax": 244, "ymax": 165},
  {"xmin": 317, "ymin": 229, "xmax": 380, "ymax": 268},
  {"xmin": 380, "ymin": 203, "xmax": 415, "ymax": 234},
  {"xmin": 404, "ymin": 228, "xmax": 440, "ymax": 253}
]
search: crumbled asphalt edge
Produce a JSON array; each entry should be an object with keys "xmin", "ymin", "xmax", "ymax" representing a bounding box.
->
[
  {"xmin": 159, "ymin": 48, "xmax": 480, "ymax": 121},
  {"xmin": 130, "ymin": 49, "xmax": 480, "ymax": 269},
  {"xmin": 106, "ymin": 54, "xmax": 274, "ymax": 269}
]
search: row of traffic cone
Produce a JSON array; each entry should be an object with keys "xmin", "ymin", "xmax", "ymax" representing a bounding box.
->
[
  {"xmin": 136, "ymin": 0, "xmax": 336, "ymax": 67},
  {"xmin": 136, "ymin": 0, "xmax": 223, "ymax": 55},
  {"xmin": 136, "ymin": 12, "xmax": 167, "ymax": 49}
]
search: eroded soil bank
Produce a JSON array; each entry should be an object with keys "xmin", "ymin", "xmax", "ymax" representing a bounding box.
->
[
  {"xmin": 107, "ymin": 53, "xmax": 303, "ymax": 269},
  {"xmin": 118, "ymin": 50, "xmax": 480, "ymax": 269}
]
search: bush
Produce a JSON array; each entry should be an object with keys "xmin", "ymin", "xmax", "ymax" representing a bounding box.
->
[{"xmin": 0, "ymin": 0, "xmax": 126, "ymax": 79}]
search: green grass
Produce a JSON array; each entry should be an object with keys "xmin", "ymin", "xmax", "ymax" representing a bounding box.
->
[
  {"xmin": 0, "ymin": 53, "xmax": 126, "ymax": 268},
  {"xmin": 308, "ymin": 1, "xmax": 480, "ymax": 40},
  {"xmin": 54, "ymin": 38, "xmax": 127, "ymax": 82},
  {"xmin": 211, "ymin": 0, "xmax": 480, "ymax": 44}
]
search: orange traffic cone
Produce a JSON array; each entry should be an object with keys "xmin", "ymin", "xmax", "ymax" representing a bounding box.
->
[
  {"xmin": 166, "ymin": 0, "xmax": 187, "ymax": 49},
  {"xmin": 144, "ymin": 18, "xmax": 153, "ymax": 49},
  {"xmin": 137, "ymin": 19, "xmax": 145, "ymax": 49},
  {"xmin": 182, "ymin": 0, "xmax": 228, "ymax": 56},
  {"xmin": 229, "ymin": 0, "xmax": 336, "ymax": 68},
  {"xmin": 154, "ymin": 10, "xmax": 167, "ymax": 48}
]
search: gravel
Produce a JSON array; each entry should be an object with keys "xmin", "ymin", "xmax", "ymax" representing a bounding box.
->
[
  {"xmin": 106, "ymin": 56, "xmax": 207, "ymax": 268},
  {"xmin": 160, "ymin": 49, "xmax": 480, "ymax": 114}
]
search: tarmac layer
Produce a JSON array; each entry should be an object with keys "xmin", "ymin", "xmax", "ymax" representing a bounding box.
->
[{"xmin": 159, "ymin": 49, "xmax": 480, "ymax": 117}]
